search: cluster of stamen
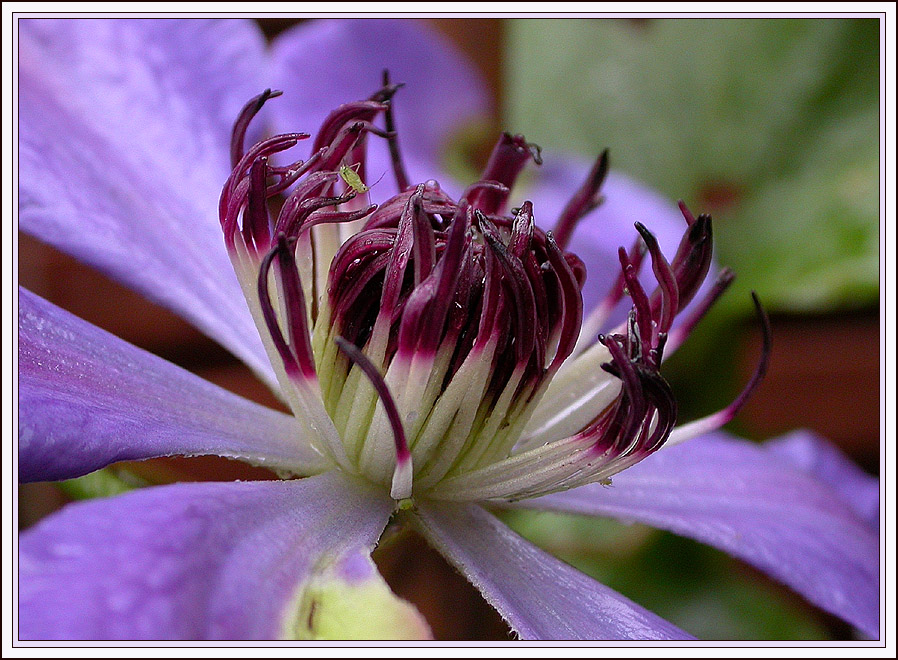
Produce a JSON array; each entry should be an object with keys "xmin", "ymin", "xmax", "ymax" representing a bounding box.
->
[{"xmin": 218, "ymin": 80, "xmax": 769, "ymax": 503}]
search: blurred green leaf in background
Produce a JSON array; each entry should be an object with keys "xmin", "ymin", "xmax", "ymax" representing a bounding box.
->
[{"xmin": 506, "ymin": 18, "xmax": 879, "ymax": 314}]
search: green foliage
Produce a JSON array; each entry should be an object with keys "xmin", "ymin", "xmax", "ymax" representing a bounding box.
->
[{"xmin": 506, "ymin": 18, "xmax": 879, "ymax": 313}]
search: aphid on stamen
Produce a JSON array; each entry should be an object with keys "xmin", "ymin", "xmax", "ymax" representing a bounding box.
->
[
  {"xmin": 338, "ymin": 162, "xmax": 369, "ymax": 193},
  {"xmin": 338, "ymin": 162, "xmax": 385, "ymax": 196}
]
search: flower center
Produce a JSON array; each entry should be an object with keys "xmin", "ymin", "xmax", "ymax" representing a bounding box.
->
[{"xmin": 218, "ymin": 84, "xmax": 767, "ymax": 503}]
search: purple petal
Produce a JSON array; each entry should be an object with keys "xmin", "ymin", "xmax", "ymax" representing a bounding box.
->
[
  {"xmin": 18, "ymin": 18, "xmax": 274, "ymax": 382},
  {"xmin": 765, "ymin": 429, "xmax": 880, "ymax": 528},
  {"xmin": 509, "ymin": 432, "xmax": 880, "ymax": 638},
  {"xmin": 269, "ymin": 18, "xmax": 490, "ymax": 199},
  {"xmin": 413, "ymin": 502, "xmax": 693, "ymax": 640},
  {"xmin": 524, "ymin": 154, "xmax": 714, "ymax": 325},
  {"xmin": 19, "ymin": 473, "xmax": 393, "ymax": 640},
  {"xmin": 19, "ymin": 288, "xmax": 327, "ymax": 483}
]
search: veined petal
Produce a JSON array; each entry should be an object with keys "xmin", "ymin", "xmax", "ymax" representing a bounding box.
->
[
  {"xmin": 18, "ymin": 288, "xmax": 328, "ymax": 482},
  {"xmin": 18, "ymin": 18, "xmax": 275, "ymax": 384},
  {"xmin": 765, "ymin": 429, "xmax": 880, "ymax": 528},
  {"xmin": 269, "ymin": 18, "xmax": 490, "ymax": 199},
  {"xmin": 507, "ymin": 431, "xmax": 880, "ymax": 639},
  {"xmin": 19, "ymin": 473, "xmax": 394, "ymax": 640},
  {"xmin": 413, "ymin": 501, "xmax": 693, "ymax": 640}
]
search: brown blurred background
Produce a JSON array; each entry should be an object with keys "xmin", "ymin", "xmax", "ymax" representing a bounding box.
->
[{"xmin": 18, "ymin": 18, "xmax": 880, "ymax": 641}]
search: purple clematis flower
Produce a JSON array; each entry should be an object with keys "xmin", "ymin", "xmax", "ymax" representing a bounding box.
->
[{"xmin": 17, "ymin": 18, "xmax": 879, "ymax": 641}]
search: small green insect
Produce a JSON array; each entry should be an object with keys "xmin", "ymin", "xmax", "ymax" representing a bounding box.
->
[{"xmin": 338, "ymin": 162, "xmax": 370, "ymax": 193}]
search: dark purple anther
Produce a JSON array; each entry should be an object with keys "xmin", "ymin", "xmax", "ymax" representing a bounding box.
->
[
  {"xmin": 482, "ymin": 221, "xmax": 539, "ymax": 364},
  {"xmin": 399, "ymin": 202, "xmax": 471, "ymax": 356},
  {"xmin": 220, "ymin": 93, "xmax": 312, "ymax": 254},
  {"xmin": 411, "ymin": 190, "xmax": 436, "ymax": 286},
  {"xmin": 244, "ymin": 156, "xmax": 270, "ymax": 249},
  {"xmin": 467, "ymin": 133, "xmax": 542, "ymax": 214},
  {"xmin": 719, "ymin": 292, "xmax": 771, "ymax": 423},
  {"xmin": 382, "ymin": 70, "xmax": 410, "ymax": 192},
  {"xmin": 257, "ymin": 242, "xmax": 300, "ymax": 379},
  {"xmin": 275, "ymin": 171, "xmax": 340, "ymax": 235},
  {"xmin": 292, "ymin": 202, "xmax": 376, "ymax": 239},
  {"xmin": 666, "ymin": 268, "xmax": 736, "ymax": 353},
  {"xmin": 229, "ymin": 133, "xmax": 308, "ymax": 197},
  {"xmin": 257, "ymin": 236, "xmax": 317, "ymax": 379},
  {"xmin": 311, "ymin": 100, "xmax": 390, "ymax": 154},
  {"xmin": 618, "ymin": 247, "xmax": 652, "ymax": 361},
  {"xmin": 553, "ymin": 149, "xmax": 609, "ymax": 251},
  {"xmin": 564, "ymin": 252, "xmax": 588, "ymax": 290},
  {"xmin": 635, "ymin": 222, "xmax": 679, "ymax": 336},
  {"xmin": 638, "ymin": 369, "xmax": 678, "ymax": 452},
  {"xmin": 543, "ymin": 232, "xmax": 584, "ymax": 370},
  {"xmin": 317, "ymin": 121, "xmax": 393, "ymax": 173},
  {"xmin": 508, "ymin": 202, "xmax": 535, "ymax": 258},
  {"xmin": 378, "ymin": 187, "xmax": 421, "ymax": 317},
  {"xmin": 230, "ymin": 88, "xmax": 283, "ymax": 168},
  {"xmin": 668, "ymin": 209, "xmax": 713, "ymax": 309},
  {"xmin": 678, "ymin": 199, "xmax": 697, "ymax": 226},
  {"xmin": 600, "ymin": 334, "xmax": 649, "ymax": 452}
]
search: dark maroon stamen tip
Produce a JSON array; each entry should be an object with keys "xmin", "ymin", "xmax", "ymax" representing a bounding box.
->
[
  {"xmin": 382, "ymin": 70, "xmax": 410, "ymax": 192},
  {"xmin": 508, "ymin": 202, "xmax": 535, "ymax": 258},
  {"xmin": 554, "ymin": 149, "xmax": 609, "ymax": 250},
  {"xmin": 378, "ymin": 186, "xmax": 421, "ymax": 317},
  {"xmin": 311, "ymin": 100, "xmax": 390, "ymax": 154},
  {"xmin": 723, "ymin": 291, "xmax": 771, "ymax": 420},
  {"xmin": 565, "ymin": 252, "xmax": 588, "ymax": 289},
  {"xmin": 257, "ymin": 236, "xmax": 317, "ymax": 379},
  {"xmin": 244, "ymin": 156, "xmax": 271, "ymax": 249},
  {"xmin": 670, "ymin": 213, "xmax": 714, "ymax": 310},
  {"xmin": 469, "ymin": 133, "xmax": 543, "ymax": 215},
  {"xmin": 229, "ymin": 133, "xmax": 309, "ymax": 195},
  {"xmin": 258, "ymin": 241, "xmax": 300, "ymax": 378},
  {"xmin": 634, "ymin": 367, "xmax": 677, "ymax": 453},
  {"xmin": 678, "ymin": 200, "xmax": 697, "ymax": 226},
  {"xmin": 524, "ymin": 138, "xmax": 543, "ymax": 165},
  {"xmin": 600, "ymin": 334, "xmax": 648, "ymax": 451},
  {"xmin": 230, "ymin": 88, "xmax": 283, "ymax": 168},
  {"xmin": 635, "ymin": 222, "xmax": 679, "ymax": 335},
  {"xmin": 544, "ymin": 231, "xmax": 584, "ymax": 370},
  {"xmin": 411, "ymin": 191, "xmax": 437, "ymax": 287},
  {"xmin": 666, "ymin": 267, "xmax": 736, "ymax": 351},
  {"xmin": 462, "ymin": 180, "xmax": 510, "ymax": 203},
  {"xmin": 417, "ymin": 203, "xmax": 472, "ymax": 354},
  {"xmin": 317, "ymin": 121, "xmax": 393, "ymax": 173},
  {"xmin": 294, "ymin": 204, "xmax": 377, "ymax": 239},
  {"xmin": 335, "ymin": 336, "xmax": 410, "ymax": 462},
  {"xmin": 618, "ymin": 247, "xmax": 652, "ymax": 360},
  {"xmin": 483, "ymin": 222, "xmax": 538, "ymax": 364},
  {"xmin": 220, "ymin": 132, "xmax": 312, "ymax": 248},
  {"xmin": 368, "ymin": 78, "xmax": 405, "ymax": 104}
]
